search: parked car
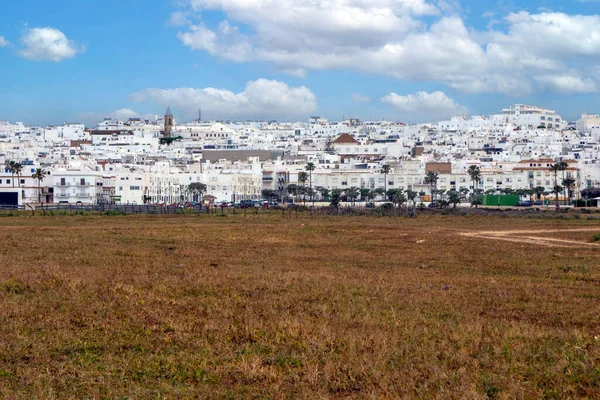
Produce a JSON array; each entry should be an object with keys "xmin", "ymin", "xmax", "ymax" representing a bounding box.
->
[
  {"xmin": 517, "ymin": 201, "xmax": 533, "ymax": 207},
  {"xmin": 239, "ymin": 200, "xmax": 260, "ymax": 208},
  {"xmin": 366, "ymin": 202, "xmax": 376, "ymax": 209},
  {"xmin": 287, "ymin": 203, "xmax": 299, "ymax": 209}
]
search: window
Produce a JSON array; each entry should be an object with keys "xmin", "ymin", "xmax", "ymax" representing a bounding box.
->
[
  {"xmin": 129, "ymin": 186, "xmax": 140, "ymax": 190},
  {"xmin": 20, "ymin": 179, "xmax": 25, "ymax": 184},
  {"xmin": 80, "ymin": 178, "xmax": 86, "ymax": 186},
  {"xmin": 61, "ymin": 178, "xmax": 66, "ymax": 186}
]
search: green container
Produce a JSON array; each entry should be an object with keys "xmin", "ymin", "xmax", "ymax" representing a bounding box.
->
[{"xmin": 482, "ymin": 195, "xmax": 520, "ymax": 206}]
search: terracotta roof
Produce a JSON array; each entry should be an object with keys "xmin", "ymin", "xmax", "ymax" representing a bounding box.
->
[{"xmin": 332, "ymin": 133, "xmax": 360, "ymax": 145}]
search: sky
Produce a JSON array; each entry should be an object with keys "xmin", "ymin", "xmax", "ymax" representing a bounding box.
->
[{"xmin": 1, "ymin": 0, "xmax": 600, "ymax": 126}]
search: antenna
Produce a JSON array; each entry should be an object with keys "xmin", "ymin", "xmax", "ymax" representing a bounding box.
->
[{"xmin": 198, "ymin": 107, "xmax": 202, "ymax": 122}]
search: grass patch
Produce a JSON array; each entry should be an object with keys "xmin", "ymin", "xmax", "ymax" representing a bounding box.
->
[{"xmin": 0, "ymin": 215, "xmax": 598, "ymax": 398}]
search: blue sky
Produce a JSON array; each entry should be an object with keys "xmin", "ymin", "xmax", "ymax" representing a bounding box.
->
[{"xmin": 1, "ymin": 0, "xmax": 599, "ymax": 125}]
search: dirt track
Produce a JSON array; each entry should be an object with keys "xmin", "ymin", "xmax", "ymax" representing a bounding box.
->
[{"xmin": 460, "ymin": 228, "xmax": 600, "ymax": 248}]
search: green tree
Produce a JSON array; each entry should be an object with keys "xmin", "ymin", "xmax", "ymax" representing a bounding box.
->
[
  {"xmin": 31, "ymin": 168, "xmax": 46, "ymax": 203},
  {"xmin": 317, "ymin": 186, "xmax": 330, "ymax": 202},
  {"xmin": 305, "ymin": 162, "xmax": 316, "ymax": 207},
  {"xmin": 447, "ymin": 189, "xmax": 461, "ymax": 208},
  {"xmin": 359, "ymin": 188, "xmax": 370, "ymax": 203},
  {"xmin": 330, "ymin": 189, "xmax": 342, "ymax": 207},
  {"xmin": 5, "ymin": 161, "xmax": 16, "ymax": 187},
  {"xmin": 380, "ymin": 164, "xmax": 392, "ymax": 194},
  {"xmin": 298, "ymin": 172, "xmax": 309, "ymax": 205},
  {"xmin": 406, "ymin": 189, "xmax": 418, "ymax": 208},
  {"xmin": 467, "ymin": 165, "xmax": 481, "ymax": 197},
  {"xmin": 562, "ymin": 177, "xmax": 576, "ymax": 206},
  {"xmin": 549, "ymin": 163, "xmax": 562, "ymax": 210},
  {"xmin": 346, "ymin": 187, "xmax": 360, "ymax": 205},
  {"xmin": 13, "ymin": 162, "xmax": 23, "ymax": 188},
  {"xmin": 188, "ymin": 182, "xmax": 207, "ymax": 202},
  {"xmin": 387, "ymin": 188, "xmax": 407, "ymax": 208},
  {"xmin": 424, "ymin": 171, "xmax": 439, "ymax": 202},
  {"xmin": 558, "ymin": 161, "xmax": 569, "ymax": 205}
]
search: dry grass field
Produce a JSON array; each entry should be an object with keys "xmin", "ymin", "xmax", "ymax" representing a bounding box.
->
[{"xmin": 1, "ymin": 213, "xmax": 599, "ymax": 399}]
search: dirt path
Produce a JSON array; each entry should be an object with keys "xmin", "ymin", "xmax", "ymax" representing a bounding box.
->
[{"xmin": 460, "ymin": 228, "xmax": 600, "ymax": 248}]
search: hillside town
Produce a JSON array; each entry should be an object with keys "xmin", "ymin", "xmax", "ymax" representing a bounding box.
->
[{"xmin": 1, "ymin": 104, "xmax": 599, "ymax": 208}]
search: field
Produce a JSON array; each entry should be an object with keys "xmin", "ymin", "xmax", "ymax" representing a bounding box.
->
[{"xmin": 1, "ymin": 213, "xmax": 599, "ymax": 399}]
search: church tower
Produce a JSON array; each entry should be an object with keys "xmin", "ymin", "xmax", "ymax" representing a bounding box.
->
[{"xmin": 164, "ymin": 107, "xmax": 173, "ymax": 138}]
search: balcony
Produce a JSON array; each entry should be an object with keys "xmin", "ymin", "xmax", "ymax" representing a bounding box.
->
[{"xmin": 76, "ymin": 192, "xmax": 90, "ymax": 198}]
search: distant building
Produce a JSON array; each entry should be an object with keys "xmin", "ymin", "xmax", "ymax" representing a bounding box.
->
[{"xmin": 164, "ymin": 107, "xmax": 173, "ymax": 138}]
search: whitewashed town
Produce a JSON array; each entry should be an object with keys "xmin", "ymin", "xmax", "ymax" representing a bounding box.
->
[{"xmin": 1, "ymin": 104, "xmax": 599, "ymax": 208}]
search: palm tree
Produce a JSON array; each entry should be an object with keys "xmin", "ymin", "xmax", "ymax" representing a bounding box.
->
[
  {"xmin": 549, "ymin": 163, "xmax": 562, "ymax": 210},
  {"xmin": 424, "ymin": 171, "xmax": 439, "ymax": 202},
  {"xmin": 5, "ymin": 161, "xmax": 16, "ymax": 187},
  {"xmin": 406, "ymin": 189, "xmax": 418, "ymax": 208},
  {"xmin": 558, "ymin": 161, "xmax": 569, "ymax": 205},
  {"xmin": 467, "ymin": 166, "xmax": 481, "ymax": 198},
  {"xmin": 31, "ymin": 168, "xmax": 46, "ymax": 203},
  {"xmin": 562, "ymin": 177, "xmax": 576, "ymax": 206},
  {"xmin": 359, "ymin": 188, "xmax": 370, "ymax": 204},
  {"xmin": 447, "ymin": 189, "xmax": 461, "ymax": 208},
  {"xmin": 305, "ymin": 162, "xmax": 316, "ymax": 207},
  {"xmin": 380, "ymin": 164, "xmax": 392, "ymax": 194},
  {"xmin": 298, "ymin": 172, "xmax": 308, "ymax": 205},
  {"xmin": 11, "ymin": 162, "xmax": 23, "ymax": 188}
]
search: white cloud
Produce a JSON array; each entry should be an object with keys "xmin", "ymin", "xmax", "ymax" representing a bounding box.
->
[
  {"xmin": 381, "ymin": 91, "xmax": 467, "ymax": 120},
  {"xmin": 351, "ymin": 93, "xmax": 371, "ymax": 103},
  {"xmin": 173, "ymin": 2, "xmax": 600, "ymax": 95},
  {"xmin": 0, "ymin": 36, "xmax": 9, "ymax": 47},
  {"xmin": 19, "ymin": 27, "xmax": 83, "ymax": 62},
  {"xmin": 534, "ymin": 74, "xmax": 598, "ymax": 93},
  {"xmin": 129, "ymin": 79, "xmax": 317, "ymax": 121}
]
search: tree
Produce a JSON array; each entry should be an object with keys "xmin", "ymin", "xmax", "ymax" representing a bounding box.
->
[
  {"xmin": 380, "ymin": 164, "xmax": 392, "ymax": 194},
  {"xmin": 330, "ymin": 189, "xmax": 342, "ymax": 207},
  {"xmin": 424, "ymin": 171, "xmax": 439, "ymax": 202},
  {"xmin": 359, "ymin": 188, "xmax": 371, "ymax": 203},
  {"xmin": 298, "ymin": 172, "xmax": 308, "ymax": 205},
  {"xmin": 346, "ymin": 187, "xmax": 360, "ymax": 205},
  {"xmin": 324, "ymin": 137, "xmax": 336, "ymax": 155},
  {"xmin": 188, "ymin": 182, "xmax": 207, "ymax": 202},
  {"xmin": 31, "ymin": 168, "xmax": 46, "ymax": 203},
  {"xmin": 317, "ymin": 186, "xmax": 330, "ymax": 202},
  {"xmin": 262, "ymin": 189, "xmax": 278, "ymax": 201},
  {"xmin": 387, "ymin": 188, "xmax": 406, "ymax": 208},
  {"xmin": 13, "ymin": 162, "xmax": 23, "ymax": 188},
  {"xmin": 447, "ymin": 189, "xmax": 461, "ymax": 208},
  {"xmin": 553, "ymin": 184, "xmax": 564, "ymax": 209},
  {"xmin": 5, "ymin": 161, "xmax": 16, "ymax": 187},
  {"xmin": 533, "ymin": 186, "xmax": 545, "ymax": 201},
  {"xmin": 558, "ymin": 161, "xmax": 569, "ymax": 205},
  {"xmin": 406, "ymin": 189, "xmax": 418, "ymax": 208},
  {"xmin": 562, "ymin": 177, "xmax": 576, "ymax": 206},
  {"xmin": 467, "ymin": 165, "xmax": 481, "ymax": 197},
  {"xmin": 287, "ymin": 184, "xmax": 299, "ymax": 202},
  {"xmin": 549, "ymin": 163, "xmax": 562, "ymax": 210},
  {"xmin": 305, "ymin": 162, "xmax": 316, "ymax": 207}
]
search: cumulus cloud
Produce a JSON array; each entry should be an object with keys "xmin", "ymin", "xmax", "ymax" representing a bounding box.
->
[
  {"xmin": 351, "ymin": 93, "xmax": 371, "ymax": 103},
  {"xmin": 173, "ymin": 1, "xmax": 600, "ymax": 95},
  {"xmin": 381, "ymin": 91, "xmax": 467, "ymax": 120},
  {"xmin": 0, "ymin": 36, "xmax": 9, "ymax": 47},
  {"xmin": 129, "ymin": 79, "xmax": 317, "ymax": 121},
  {"xmin": 19, "ymin": 27, "xmax": 83, "ymax": 62}
]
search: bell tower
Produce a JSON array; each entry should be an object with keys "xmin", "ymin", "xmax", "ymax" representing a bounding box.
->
[{"xmin": 164, "ymin": 106, "xmax": 173, "ymax": 138}]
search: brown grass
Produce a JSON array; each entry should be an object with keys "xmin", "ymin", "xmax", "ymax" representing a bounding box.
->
[{"xmin": 1, "ymin": 213, "xmax": 599, "ymax": 399}]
